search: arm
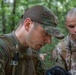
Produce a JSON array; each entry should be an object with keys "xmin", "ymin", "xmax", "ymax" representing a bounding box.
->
[{"xmin": 0, "ymin": 46, "xmax": 8, "ymax": 75}]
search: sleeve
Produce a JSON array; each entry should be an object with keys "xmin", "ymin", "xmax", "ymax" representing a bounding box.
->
[
  {"xmin": 0, "ymin": 46, "xmax": 8, "ymax": 75},
  {"xmin": 52, "ymin": 43, "xmax": 67, "ymax": 70}
]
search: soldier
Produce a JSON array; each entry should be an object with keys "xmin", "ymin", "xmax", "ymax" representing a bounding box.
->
[
  {"xmin": 0, "ymin": 5, "xmax": 64, "ymax": 75},
  {"xmin": 52, "ymin": 8, "xmax": 76, "ymax": 75}
]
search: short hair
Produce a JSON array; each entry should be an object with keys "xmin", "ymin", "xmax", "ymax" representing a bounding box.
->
[{"xmin": 66, "ymin": 8, "xmax": 76, "ymax": 18}]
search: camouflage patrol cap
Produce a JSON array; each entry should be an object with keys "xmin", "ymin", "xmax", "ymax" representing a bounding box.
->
[{"xmin": 22, "ymin": 5, "xmax": 64, "ymax": 39}]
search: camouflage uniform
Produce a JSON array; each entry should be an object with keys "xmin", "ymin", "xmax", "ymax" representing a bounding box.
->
[
  {"xmin": 0, "ymin": 31, "xmax": 45, "ymax": 75},
  {"xmin": 53, "ymin": 34, "xmax": 76, "ymax": 75}
]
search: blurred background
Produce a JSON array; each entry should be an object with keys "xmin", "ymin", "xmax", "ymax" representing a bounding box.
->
[{"xmin": 0, "ymin": 0, "xmax": 76, "ymax": 68}]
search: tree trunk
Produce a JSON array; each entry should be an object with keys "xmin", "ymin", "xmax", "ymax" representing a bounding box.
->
[{"xmin": 11, "ymin": 0, "xmax": 17, "ymax": 30}]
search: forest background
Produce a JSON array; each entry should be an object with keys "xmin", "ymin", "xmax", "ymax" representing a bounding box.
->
[{"xmin": 0, "ymin": 0, "xmax": 76, "ymax": 68}]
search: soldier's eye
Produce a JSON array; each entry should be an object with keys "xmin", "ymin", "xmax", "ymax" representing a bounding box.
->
[{"xmin": 68, "ymin": 25, "xmax": 75, "ymax": 28}]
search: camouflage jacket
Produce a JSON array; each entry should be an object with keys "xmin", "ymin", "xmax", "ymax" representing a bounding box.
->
[
  {"xmin": 0, "ymin": 32, "xmax": 45, "ymax": 75},
  {"xmin": 52, "ymin": 34, "xmax": 76, "ymax": 75}
]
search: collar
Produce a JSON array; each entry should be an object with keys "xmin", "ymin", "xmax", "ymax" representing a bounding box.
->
[{"xmin": 6, "ymin": 31, "xmax": 28, "ymax": 53}]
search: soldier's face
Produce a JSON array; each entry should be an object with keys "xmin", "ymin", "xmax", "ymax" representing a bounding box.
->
[
  {"xmin": 65, "ymin": 16, "xmax": 76, "ymax": 40},
  {"xmin": 26, "ymin": 22, "xmax": 52, "ymax": 50}
]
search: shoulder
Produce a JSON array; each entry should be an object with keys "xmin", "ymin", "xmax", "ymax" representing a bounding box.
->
[
  {"xmin": 0, "ymin": 34, "xmax": 8, "ymax": 44},
  {"xmin": 56, "ymin": 35, "xmax": 69, "ymax": 50},
  {"xmin": 53, "ymin": 35, "xmax": 70, "ymax": 56},
  {"xmin": 52, "ymin": 35, "xmax": 70, "ymax": 59},
  {"xmin": 0, "ymin": 36, "xmax": 10, "ymax": 58},
  {"xmin": 0, "ymin": 35, "xmax": 7, "ymax": 47},
  {"xmin": 0, "ymin": 35, "xmax": 6, "ymax": 47},
  {"xmin": 0, "ymin": 34, "xmax": 12, "ymax": 47}
]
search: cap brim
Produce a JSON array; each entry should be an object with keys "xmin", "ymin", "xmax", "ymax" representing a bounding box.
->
[{"xmin": 44, "ymin": 26, "xmax": 64, "ymax": 39}]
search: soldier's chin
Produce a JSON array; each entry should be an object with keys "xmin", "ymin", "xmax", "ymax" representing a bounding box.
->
[{"xmin": 71, "ymin": 34, "xmax": 76, "ymax": 40}]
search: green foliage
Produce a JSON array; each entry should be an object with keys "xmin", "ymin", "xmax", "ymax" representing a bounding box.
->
[{"xmin": 0, "ymin": 0, "xmax": 76, "ymax": 68}]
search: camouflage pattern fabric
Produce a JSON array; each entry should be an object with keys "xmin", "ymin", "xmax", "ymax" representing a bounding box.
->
[
  {"xmin": 52, "ymin": 34, "xmax": 76, "ymax": 75},
  {"xmin": 27, "ymin": 48, "xmax": 45, "ymax": 75},
  {"xmin": 0, "ymin": 32, "xmax": 45, "ymax": 75}
]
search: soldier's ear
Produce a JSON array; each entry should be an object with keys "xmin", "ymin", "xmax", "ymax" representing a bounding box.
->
[{"xmin": 23, "ymin": 18, "xmax": 33, "ymax": 31}]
